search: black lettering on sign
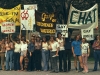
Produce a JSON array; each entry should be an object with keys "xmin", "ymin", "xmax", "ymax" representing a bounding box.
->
[
  {"xmin": 56, "ymin": 30, "xmax": 68, "ymax": 33},
  {"xmin": 57, "ymin": 25, "xmax": 66, "ymax": 29},
  {"xmin": 0, "ymin": 12, "xmax": 9, "ymax": 16},
  {"xmin": 21, "ymin": 23, "xmax": 26, "ymax": 30},
  {"xmin": 6, "ymin": 18, "xmax": 20, "ymax": 23},
  {"xmin": 83, "ymin": 30, "xmax": 91, "ymax": 33},
  {"xmin": 83, "ymin": 35, "xmax": 93, "ymax": 38},
  {"xmin": 12, "ymin": 12, "xmax": 18, "ymax": 16}
]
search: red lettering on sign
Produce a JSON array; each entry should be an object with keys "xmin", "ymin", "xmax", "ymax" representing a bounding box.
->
[
  {"xmin": 2, "ymin": 23, "xmax": 14, "ymax": 26},
  {"xmin": 2, "ymin": 29, "xmax": 15, "ymax": 33}
]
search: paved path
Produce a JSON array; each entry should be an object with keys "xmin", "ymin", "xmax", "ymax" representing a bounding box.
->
[{"xmin": 0, "ymin": 62, "xmax": 100, "ymax": 75}]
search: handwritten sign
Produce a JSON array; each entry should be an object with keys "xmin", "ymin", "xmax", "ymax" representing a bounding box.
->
[
  {"xmin": 1, "ymin": 22, "xmax": 15, "ymax": 34},
  {"xmin": 21, "ymin": 10, "xmax": 35, "ymax": 30},
  {"xmin": 55, "ymin": 24, "xmax": 68, "ymax": 37},
  {"xmin": 0, "ymin": 5, "xmax": 21, "ymax": 26},
  {"xmin": 24, "ymin": 4, "xmax": 38, "ymax": 10},
  {"xmin": 81, "ymin": 28, "xmax": 94, "ymax": 40}
]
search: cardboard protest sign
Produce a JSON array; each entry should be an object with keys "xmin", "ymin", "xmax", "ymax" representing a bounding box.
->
[
  {"xmin": 1, "ymin": 22, "xmax": 15, "ymax": 34},
  {"xmin": 81, "ymin": 28, "xmax": 94, "ymax": 40},
  {"xmin": 55, "ymin": 24, "xmax": 68, "ymax": 37}
]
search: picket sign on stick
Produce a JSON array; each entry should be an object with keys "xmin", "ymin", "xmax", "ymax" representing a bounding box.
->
[
  {"xmin": 26, "ymin": 30, "xmax": 28, "ymax": 40},
  {"xmin": 8, "ymin": 34, "xmax": 10, "ymax": 41},
  {"xmin": 20, "ymin": 22, "xmax": 22, "ymax": 39}
]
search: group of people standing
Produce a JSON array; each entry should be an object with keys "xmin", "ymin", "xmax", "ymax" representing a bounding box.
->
[{"xmin": 0, "ymin": 32, "xmax": 100, "ymax": 73}]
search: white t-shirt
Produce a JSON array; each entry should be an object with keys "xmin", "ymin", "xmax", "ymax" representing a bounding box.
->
[
  {"xmin": 81, "ymin": 43, "xmax": 89, "ymax": 54},
  {"xmin": 51, "ymin": 41, "xmax": 59, "ymax": 52},
  {"xmin": 57, "ymin": 38, "xmax": 65, "ymax": 50},
  {"xmin": 21, "ymin": 43, "xmax": 28, "ymax": 51},
  {"xmin": 14, "ymin": 43, "xmax": 21, "ymax": 53},
  {"xmin": 42, "ymin": 42, "xmax": 48, "ymax": 50}
]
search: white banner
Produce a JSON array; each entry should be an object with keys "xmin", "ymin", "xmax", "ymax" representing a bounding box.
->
[
  {"xmin": 81, "ymin": 28, "xmax": 94, "ymax": 41},
  {"xmin": 1, "ymin": 22, "xmax": 15, "ymax": 34},
  {"xmin": 24, "ymin": 4, "xmax": 37, "ymax": 10},
  {"xmin": 55, "ymin": 24, "xmax": 68, "ymax": 37},
  {"xmin": 68, "ymin": 4, "xmax": 98, "ymax": 29},
  {"xmin": 21, "ymin": 10, "xmax": 35, "ymax": 30}
]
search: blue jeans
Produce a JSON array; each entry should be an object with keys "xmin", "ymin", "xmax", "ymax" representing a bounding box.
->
[
  {"xmin": 14, "ymin": 52, "xmax": 20, "ymax": 70},
  {"xmin": 50, "ymin": 51, "xmax": 58, "ymax": 72},
  {"xmin": 6, "ymin": 50, "xmax": 14, "ymax": 70},
  {"xmin": 93, "ymin": 50, "xmax": 100, "ymax": 70},
  {"xmin": 42, "ymin": 49, "xmax": 49, "ymax": 71}
]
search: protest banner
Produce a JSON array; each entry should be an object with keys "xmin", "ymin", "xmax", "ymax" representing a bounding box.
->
[
  {"xmin": 1, "ymin": 22, "xmax": 15, "ymax": 34},
  {"xmin": 21, "ymin": 10, "xmax": 35, "ymax": 30},
  {"xmin": 67, "ymin": 4, "xmax": 98, "ymax": 29},
  {"xmin": 55, "ymin": 24, "xmax": 68, "ymax": 37},
  {"xmin": 35, "ymin": 10, "xmax": 57, "ymax": 34},
  {"xmin": 0, "ymin": 4, "xmax": 21, "ymax": 26},
  {"xmin": 24, "ymin": 4, "xmax": 38, "ymax": 10},
  {"xmin": 81, "ymin": 28, "xmax": 94, "ymax": 40}
]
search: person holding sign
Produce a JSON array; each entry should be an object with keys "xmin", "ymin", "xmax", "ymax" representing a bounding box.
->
[
  {"xmin": 56, "ymin": 32, "xmax": 67, "ymax": 72},
  {"xmin": 48, "ymin": 36, "xmax": 59, "ymax": 73},
  {"xmin": 81, "ymin": 38, "xmax": 90, "ymax": 73},
  {"xmin": 10, "ymin": 34, "xmax": 21, "ymax": 71},
  {"xmin": 92, "ymin": 35, "xmax": 100, "ymax": 71},
  {"xmin": 72, "ymin": 34, "xmax": 83, "ymax": 72}
]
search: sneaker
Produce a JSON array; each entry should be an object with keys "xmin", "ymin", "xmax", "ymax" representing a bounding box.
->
[
  {"xmin": 82, "ymin": 70, "xmax": 85, "ymax": 73},
  {"xmin": 76, "ymin": 70, "xmax": 79, "ymax": 72}
]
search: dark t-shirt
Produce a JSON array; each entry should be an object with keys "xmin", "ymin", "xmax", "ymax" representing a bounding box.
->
[{"xmin": 65, "ymin": 38, "xmax": 74, "ymax": 50}]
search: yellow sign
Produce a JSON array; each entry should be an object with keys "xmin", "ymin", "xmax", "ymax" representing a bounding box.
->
[{"xmin": 0, "ymin": 4, "xmax": 21, "ymax": 26}]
